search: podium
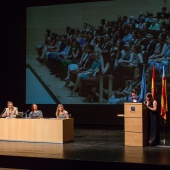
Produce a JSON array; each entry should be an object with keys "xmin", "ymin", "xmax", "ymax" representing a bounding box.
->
[{"xmin": 124, "ymin": 103, "xmax": 148, "ymax": 146}]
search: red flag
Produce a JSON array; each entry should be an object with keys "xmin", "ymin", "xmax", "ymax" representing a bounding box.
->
[
  {"xmin": 161, "ymin": 66, "xmax": 168, "ymax": 120},
  {"xmin": 151, "ymin": 65, "xmax": 157, "ymax": 100}
]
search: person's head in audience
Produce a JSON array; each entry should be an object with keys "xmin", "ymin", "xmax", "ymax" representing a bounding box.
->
[
  {"xmin": 111, "ymin": 24, "xmax": 119, "ymax": 33},
  {"xmin": 131, "ymin": 29, "xmax": 138, "ymax": 39},
  {"xmin": 100, "ymin": 19, "xmax": 105, "ymax": 26},
  {"xmin": 50, "ymin": 33, "xmax": 57, "ymax": 41},
  {"xmin": 129, "ymin": 16, "xmax": 134, "ymax": 23},
  {"xmin": 166, "ymin": 34, "xmax": 170, "ymax": 45},
  {"xmin": 97, "ymin": 36, "xmax": 104, "ymax": 47},
  {"xmin": 138, "ymin": 29, "xmax": 146, "ymax": 39},
  {"xmin": 168, "ymin": 9, "xmax": 170, "ymax": 15},
  {"xmin": 104, "ymin": 34, "xmax": 110, "ymax": 43},
  {"xmin": 123, "ymin": 26, "xmax": 131, "ymax": 35},
  {"xmin": 94, "ymin": 47, "xmax": 102, "ymax": 60},
  {"xmin": 151, "ymin": 18, "xmax": 158, "ymax": 24},
  {"xmin": 66, "ymin": 26, "xmax": 71, "ymax": 33},
  {"xmin": 144, "ymin": 12, "xmax": 150, "ymax": 18},
  {"xmin": 105, "ymin": 21, "xmax": 110, "ymax": 27},
  {"xmin": 61, "ymin": 35, "xmax": 67, "ymax": 42},
  {"xmin": 139, "ymin": 16, "xmax": 145, "ymax": 23},
  {"xmin": 123, "ymin": 42, "xmax": 131, "ymax": 52},
  {"xmin": 72, "ymin": 41, "xmax": 80, "ymax": 49},
  {"xmin": 110, "ymin": 20, "xmax": 115, "ymax": 27},
  {"xmin": 109, "ymin": 38, "xmax": 116, "ymax": 47},
  {"xmin": 83, "ymin": 23, "xmax": 88, "ymax": 29},
  {"xmin": 138, "ymin": 12, "xmax": 144, "ymax": 18},
  {"xmin": 161, "ymin": 13, "xmax": 166, "ymax": 20},
  {"xmin": 82, "ymin": 45, "xmax": 87, "ymax": 53},
  {"xmin": 65, "ymin": 39, "xmax": 72, "ymax": 46},
  {"xmin": 149, "ymin": 12, "xmax": 154, "ymax": 20},
  {"xmin": 157, "ymin": 32, "xmax": 167, "ymax": 43},
  {"xmin": 45, "ymin": 29, "xmax": 51, "ymax": 37},
  {"xmin": 86, "ymin": 45, "xmax": 94, "ymax": 55},
  {"xmin": 146, "ymin": 32, "xmax": 154, "ymax": 41},
  {"xmin": 31, "ymin": 103, "xmax": 38, "ymax": 112},
  {"xmin": 123, "ymin": 16, "xmax": 128, "ymax": 22},
  {"xmin": 116, "ymin": 15, "xmax": 122, "ymax": 22},
  {"xmin": 162, "ymin": 7, "xmax": 167, "ymax": 13},
  {"xmin": 132, "ymin": 44, "xmax": 142, "ymax": 54},
  {"xmin": 87, "ymin": 31, "xmax": 94, "ymax": 40}
]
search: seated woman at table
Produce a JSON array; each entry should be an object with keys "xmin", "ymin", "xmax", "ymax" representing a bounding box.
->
[
  {"xmin": 29, "ymin": 103, "xmax": 43, "ymax": 119},
  {"xmin": 1, "ymin": 101, "xmax": 18, "ymax": 118},
  {"xmin": 55, "ymin": 104, "xmax": 69, "ymax": 119}
]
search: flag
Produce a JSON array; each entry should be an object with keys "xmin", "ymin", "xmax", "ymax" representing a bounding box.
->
[
  {"xmin": 139, "ymin": 66, "xmax": 146, "ymax": 102},
  {"xmin": 151, "ymin": 65, "xmax": 157, "ymax": 100},
  {"xmin": 161, "ymin": 66, "xmax": 168, "ymax": 120}
]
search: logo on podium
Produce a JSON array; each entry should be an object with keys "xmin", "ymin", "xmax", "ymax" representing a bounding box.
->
[{"xmin": 131, "ymin": 106, "xmax": 135, "ymax": 112}]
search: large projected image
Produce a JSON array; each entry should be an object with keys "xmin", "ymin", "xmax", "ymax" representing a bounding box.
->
[{"xmin": 26, "ymin": 1, "xmax": 170, "ymax": 104}]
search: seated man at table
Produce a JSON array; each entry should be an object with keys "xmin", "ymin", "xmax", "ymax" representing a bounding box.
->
[
  {"xmin": 1, "ymin": 101, "xmax": 18, "ymax": 118},
  {"xmin": 127, "ymin": 88, "xmax": 142, "ymax": 102},
  {"xmin": 29, "ymin": 103, "xmax": 43, "ymax": 119}
]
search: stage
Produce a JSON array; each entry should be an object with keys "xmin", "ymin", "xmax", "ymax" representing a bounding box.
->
[{"xmin": 0, "ymin": 126, "xmax": 170, "ymax": 170}]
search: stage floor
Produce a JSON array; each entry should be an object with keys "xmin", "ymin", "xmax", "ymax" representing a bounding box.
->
[{"xmin": 0, "ymin": 126, "xmax": 170, "ymax": 169}]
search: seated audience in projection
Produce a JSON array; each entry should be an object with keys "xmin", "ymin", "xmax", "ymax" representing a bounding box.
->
[
  {"xmin": 29, "ymin": 103, "xmax": 43, "ymax": 119},
  {"xmin": 148, "ymin": 18, "xmax": 160, "ymax": 31},
  {"xmin": 64, "ymin": 46, "xmax": 88, "ymax": 85},
  {"xmin": 148, "ymin": 32, "xmax": 167, "ymax": 60},
  {"xmin": 32, "ymin": 6, "xmax": 170, "ymax": 104},
  {"xmin": 55, "ymin": 104, "xmax": 69, "ymax": 119},
  {"xmin": 142, "ymin": 32, "xmax": 157, "ymax": 64},
  {"xmin": 68, "ymin": 47, "xmax": 101, "ymax": 97},
  {"xmin": 58, "ymin": 41, "xmax": 82, "ymax": 80},
  {"xmin": 35, "ymin": 29, "xmax": 51, "ymax": 58},
  {"xmin": 66, "ymin": 45, "xmax": 94, "ymax": 85},
  {"xmin": 82, "ymin": 51, "xmax": 113, "ymax": 102},
  {"xmin": 38, "ymin": 33, "xmax": 57, "ymax": 63},
  {"xmin": 115, "ymin": 42, "xmax": 133, "ymax": 68},
  {"xmin": 1, "ymin": 101, "xmax": 18, "ymax": 118},
  {"xmin": 110, "ymin": 39, "xmax": 125, "ymax": 70},
  {"xmin": 148, "ymin": 34, "xmax": 170, "ymax": 75}
]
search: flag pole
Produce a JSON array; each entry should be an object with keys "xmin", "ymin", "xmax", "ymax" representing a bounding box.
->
[
  {"xmin": 163, "ymin": 119, "xmax": 166, "ymax": 145},
  {"xmin": 160, "ymin": 65, "xmax": 168, "ymax": 146}
]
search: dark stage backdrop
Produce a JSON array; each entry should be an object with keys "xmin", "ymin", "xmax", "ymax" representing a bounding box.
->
[{"xmin": 1, "ymin": 0, "xmax": 169, "ymax": 126}]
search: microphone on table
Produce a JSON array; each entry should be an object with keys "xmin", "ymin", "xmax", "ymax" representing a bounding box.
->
[
  {"xmin": 0, "ymin": 108, "xmax": 6, "ymax": 117},
  {"xmin": 23, "ymin": 110, "xmax": 29, "ymax": 117}
]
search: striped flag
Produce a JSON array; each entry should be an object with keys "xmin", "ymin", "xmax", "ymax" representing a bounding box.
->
[
  {"xmin": 139, "ymin": 66, "xmax": 146, "ymax": 102},
  {"xmin": 161, "ymin": 66, "xmax": 168, "ymax": 120},
  {"xmin": 151, "ymin": 65, "xmax": 157, "ymax": 100}
]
